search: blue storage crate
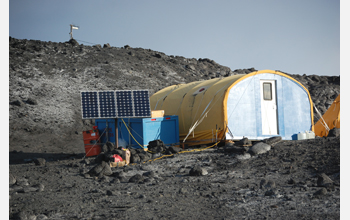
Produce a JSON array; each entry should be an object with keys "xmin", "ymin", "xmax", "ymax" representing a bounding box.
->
[
  {"xmin": 95, "ymin": 119, "xmax": 116, "ymax": 145},
  {"xmin": 118, "ymin": 116, "xmax": 179, "ymax": 149}
]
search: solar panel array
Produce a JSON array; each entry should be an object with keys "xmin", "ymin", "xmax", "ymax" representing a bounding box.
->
[
  {"xmin": 81, "ymin": 91, "xmax": 99, "ymax": 119},
  {"xmin": 133, "ymin": 90, "xmax": 151, "ymax": 117},
  {"xmin": 115, "ymin": 90, "xmax": 134, "ymax": 118},
  {"xmin": 81, "ymin": 90, "xmax": 151, "ymax": 119},
  {"xmin": 99, "ymin": 91, "xmax": 116, "ymax": 118}
]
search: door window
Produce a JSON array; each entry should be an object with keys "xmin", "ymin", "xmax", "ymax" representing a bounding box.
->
[{"xmin": 263, "ymin": 83, "xmax": 272, "ymax": 100}]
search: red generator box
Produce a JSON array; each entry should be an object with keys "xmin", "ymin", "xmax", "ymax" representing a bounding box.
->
[{"xmin": 83, "ymin": 130, "xmax": 101, "ymax": 157}]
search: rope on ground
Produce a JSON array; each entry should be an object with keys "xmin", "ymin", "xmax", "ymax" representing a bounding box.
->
[{"xmin": 129, "ymin": 141, "xmax": 220, "ymax": 165}]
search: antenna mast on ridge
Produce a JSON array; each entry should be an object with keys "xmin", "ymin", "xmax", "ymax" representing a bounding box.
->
[{"xmin": 69, "ymin": 24, "xmax": 79, "ymax": 40}]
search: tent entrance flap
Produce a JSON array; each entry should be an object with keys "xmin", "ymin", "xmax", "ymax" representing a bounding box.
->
[{"xmin": 260, "ymin": 80, "xmax": 278, "ymax": 135}]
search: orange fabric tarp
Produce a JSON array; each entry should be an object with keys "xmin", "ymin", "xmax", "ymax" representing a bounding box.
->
[{"xmin": 314, "ymin": 94, "xmax": 340, "ymax": 137}]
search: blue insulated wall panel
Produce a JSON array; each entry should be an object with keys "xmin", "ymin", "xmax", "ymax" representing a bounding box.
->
[
  {"xmin": 225, "ymin": 73, "xmax": 312, "ymax": 140},
  {"xmin": 118, "ymin": 116, "xmax": 179, "ymax": 149},
  {"xmin": 95, "ymin": 119, "xmax": 116, "ymax": 144}
]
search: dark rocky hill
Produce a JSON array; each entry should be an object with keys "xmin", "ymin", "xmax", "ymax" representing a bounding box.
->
[
  {"xmin": 9, "ymin": 37, "xmax": 340, "ymax": 154},
  {"xmin": 8, "ymin": 37, "xmax": 340, "ymax": 219}
]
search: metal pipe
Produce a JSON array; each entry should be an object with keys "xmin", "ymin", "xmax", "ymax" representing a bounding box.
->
[
  {"xmin": 105, "ymin": 119, "xmax": 108, "ymax": 144},
  {"xmin": 115, "ymin": 118, "xmax": 119, "ymax": 148}
]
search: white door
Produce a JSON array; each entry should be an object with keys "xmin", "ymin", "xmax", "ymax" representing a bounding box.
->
[{"xmin": 260, "ymin": 80, "xmax": 278, "ymax": 135}]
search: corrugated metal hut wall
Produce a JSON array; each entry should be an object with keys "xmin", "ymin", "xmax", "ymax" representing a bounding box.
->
[{"xmin": 224, "ymin": 70, "xmax": 314, "ymax": 140}]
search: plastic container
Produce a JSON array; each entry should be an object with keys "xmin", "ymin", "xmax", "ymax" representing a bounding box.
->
[
  {"xmin": 297, "ymin": 130, "xmax": 315, "ymax": 140},
  {"xmin": 297, "ymin": 132, "xmax": 307, "ymax": 140},
  {"xmin": 83, "ymin": 130, "xmax": 100, "ymax": 145},
  {"xmin": 83, "ymin": 129, "xmax": 101, "ymax": 157},
  {"xmin": 306, "ymin": 131, "xmax": 315, "ymax": 139}
]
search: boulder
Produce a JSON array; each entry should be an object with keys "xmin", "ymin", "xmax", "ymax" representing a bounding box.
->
[
  {"xmin": 248, "ymin": 142, "xmax": 271, "ymax": 155},
  {"xmin": 129, "ymin": 174, "xmax": 144, "ymax": 183},
  {"xmin": 67, "ymin": 38, "xmax": 79, "ymax": 46},
  {"xmin": 88, "ymin": 161, "xmax": 113, "ymax": 178},
  {"xmin": 9, "ymin": 173, "xmax": 16, "ymax": 185},
  {"xmin": 131, "ymin": 154, "xmax": 141, "ymax": 163},
  {"xmin": 314, "ymin": 188, "xmax": 327, "ymax": 196},
  {"xmin": 165, "ymin": 146, "xmax": 181, "ymax": 154},
  {"xmin": 101, "ymin": 142, "xmax": 115, "ymax": 153},
  {"xmin": 143, "ymin": 171, "xmax": 155, "ymax": 178},
  {"xmin": 264, "ymin": 189, "xmax": 276, "ymax": 197},
  {"xmin": 236, "ymin": 153, "xmax": 251, "ymax": 160},
  {"xmin": 262, "ymin": 136, "xmax": 282, "ymax": 145},
  {"xmin": 34, "ymin": 158, "xmax": 46, "ymax": 166},
  {"xmin": 235, "ymin": 137, "xmax": 251, "ymax": 146},
  {"xmin": 10, "ymin": 99, "xmax": 24, "ymax": 107},
  {"xmin": 189, "ymin": 166, "xmax": 208, "ymax": 176},
  {"xmin": 317, "ymin": 173, "xmax": 333, "ymax": 187},
  {"xmin": 26, "ymin": 98, "xmax": 38, "ymax": 105},
  {"xmin": 328, "ymin": 128, "xmax": 340, "ymax": 137},
  {"xmin": 138, "ymin": 151, "xmax": 151, "ymax": 162}
]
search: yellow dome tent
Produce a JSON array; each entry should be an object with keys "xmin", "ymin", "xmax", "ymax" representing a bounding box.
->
[{"xmin": 314, "ymin": 94, "xmax": 340, "ymax": 137}]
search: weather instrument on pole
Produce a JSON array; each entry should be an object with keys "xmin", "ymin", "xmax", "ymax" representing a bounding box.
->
[{"xmin": 69, "ymin": 24, "xmax": 79, "ymax": 39}]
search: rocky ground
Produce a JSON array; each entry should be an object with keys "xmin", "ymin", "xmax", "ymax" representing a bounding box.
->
[{"xmin": 9, "ymin": 37, "xmax": 341, "ymax": 219}]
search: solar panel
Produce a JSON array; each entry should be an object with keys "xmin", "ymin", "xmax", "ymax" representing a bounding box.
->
[
  {"xmin": 81, "ymin": 91, "xmax": 99, "ymax": 119},
  {"xmin": 99, "ymin": 91, "xmax": 116, "ymax": 118},
  {"xmin": 115, "ymin": 90, "xmax": 134, "ymax": 118},
  {"xmin": 133, "ymin": 90, "xmax": 151, "ymax": 117},
  {"xmin": 81, "ymin": 90, "xmax": 151, "ymax": 119}
]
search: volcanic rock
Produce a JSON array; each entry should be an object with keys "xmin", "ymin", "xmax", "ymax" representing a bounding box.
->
[
  {"xmin": 101, "ymin": 142, "xmax": 115, "ymax": 153},
  {"xmin": 262, "ymin": 136, "xmax": 282, "ymax": 145},
  {"xmin": 143, "ymin": 171, "xmax": 155, "ymax": 178},
  {"xmin": 10, "ymin": 99, "xmax": 24, "ymax": 107},
  {"xmin": 248, "ymin": 142, "xmax": 271, "ymax": 155},
  {"xmin": 88, "ymin": 161, "xmax": 113, "ymax": 177},
  {"xmin": 189, "ymin": 166, "xmax": 208, "ymax": 176},
  {"xmin": 317, "ymin": 173, "xmax": 334, "ymax": 187},
  {"xmin": 328, "ymin": 128, "xmax": 340, "ymax": 137},
  {"xmin": 165, "ymin": 146, "xmax": 181, "ymax": 154},
  {"xmin": 314, "ymin": 188, "xmax": 328, "ymax": 196},
  {"xmin": 131, "ymin": 154, "xmax": 141, "ymax": 163},
  {"xmin": 264, "ymin": 189, "xmax": 276, "ymax": 197},
  {"xmin": 9, "ymin": 173, "xmax": 16, "ymax": 185},
  {"xmin": 34, "ymin": 158, "xmax": 46, "ymax": 166},
  {"xmin": 25, "ymin": 97, "xmax": 38, "ymax": 105},
  {"xmin": 129, "ymin": 174, "xmax": 144, "ymax": 183},
  {"xmin": 236, "ymin": 153, "xmax": 251, "ymax": 160}
]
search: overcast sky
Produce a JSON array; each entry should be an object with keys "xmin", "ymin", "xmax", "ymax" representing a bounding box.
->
[{"xmin": 8, "ymin": 0, "xmax": 342, "ymax": 76}]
